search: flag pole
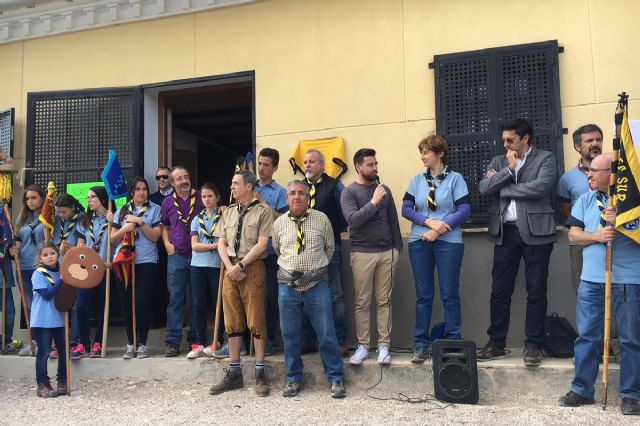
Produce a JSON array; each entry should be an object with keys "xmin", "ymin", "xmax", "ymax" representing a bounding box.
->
[
  {"xmin": 1, "ymin": 237, "xmax": 6, "ymax": 353},
  {"xmin": 602, "ymin": 92, "xmax": 628, "ymax": 410},
  {"xmin": 65, "ymin": 310, "xmax": 71, "ymax": 395}
]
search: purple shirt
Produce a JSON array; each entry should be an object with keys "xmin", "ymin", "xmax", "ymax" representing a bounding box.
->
[{"xmin": 161, "ymin": 189, "xmax": 204, "ymax": 257}]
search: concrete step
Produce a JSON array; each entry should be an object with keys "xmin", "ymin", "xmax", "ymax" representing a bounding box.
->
[{"xmin": 0, "ymin": 346, "xmax": 621, "ymax": 403}]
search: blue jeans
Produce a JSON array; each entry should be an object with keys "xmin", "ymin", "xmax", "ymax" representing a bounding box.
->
[
  {"xmin": 190, "ymin": 266, "xmax": 224, "ymax": 345},
  {"xmin": 166, "ymin": 253, "xmax": 191, "ymax": 345},
  {"xmin": 76, "ymin": 275, "xmax": 106, "ymax": 346},
  {"xmin": 265, "ymin": 254, "xmax": 279, "ymax": 342},
  {"xmin": 32, "ymin": 327, "xmax": 66, "ymax": 384},
  {"xmin": 1, "ymin": 276, "xmax": 15, "ymax": 342},
  {"xmin": 279, "ymin": 281, "xmax": 344, "ymax": 383},
  {"xmin": 301, "ymin": 244, "xmax": 346, "ymax": 344},
  {"xmin": 409, "ymin": 239, "xmax": 464, "ymax": 349},
  {"xmin": 571, "ymin": 280, "xmax": 640, "ymax": 399}
]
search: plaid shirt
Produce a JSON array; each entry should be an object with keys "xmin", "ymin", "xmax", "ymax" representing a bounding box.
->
[{"xmin": 272, "ymin": 209, "xmax": 335, "ymax": 276}]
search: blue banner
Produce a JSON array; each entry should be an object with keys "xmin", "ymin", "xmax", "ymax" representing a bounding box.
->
[{"xmin": 101, "ymin": 149, "xmax": 128, "ymax": 200}]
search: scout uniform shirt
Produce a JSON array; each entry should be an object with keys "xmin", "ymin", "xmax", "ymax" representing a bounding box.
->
[{"xmin": 215, "ymin": 200, "xmax": 273, "ymax": 261}]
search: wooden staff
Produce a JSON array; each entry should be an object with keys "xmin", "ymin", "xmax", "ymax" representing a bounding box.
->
[
  {"xmin": 212, "ymin": 263, "xmax": 225, "ymax": 351},
  {"xmin": 602, "ymin": 92, "xmax": 627, "ymax": 410},
  {"xmin": 65, "ymin": 310, "xmax": 71, "ymax": 395},
  {"xmin": 101, "ymin": 208, "xmax": 112, "ymax": 358},
  {"xmin": 131, "ymin": 231, "xmax": 137, "ymax": 351},
  {"xmin": 4, "ymin": 203, "xmax": 33, "ymax": 351},
  {"xmin": 1, "ymin": 242, "xmax": 6, "ymax": 352}
]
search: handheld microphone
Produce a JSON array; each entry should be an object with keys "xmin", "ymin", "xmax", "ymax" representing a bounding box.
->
[{"xmin": 373, "ymin": 175, "xmax": 381, "ymax": 186}]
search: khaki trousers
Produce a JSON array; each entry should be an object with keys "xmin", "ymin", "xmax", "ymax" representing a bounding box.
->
[{"xmin": 350, "ymin": 248, "xmax": 398, "ymax": 347}]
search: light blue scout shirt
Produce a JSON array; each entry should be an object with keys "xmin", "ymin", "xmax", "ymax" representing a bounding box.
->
[
  {"xmin": 557, "ymin": 165, "xmax": 590, "ymax": 205},
  {"xmin": 567, "ymin": 191, "xmax": 640, "ymax": 284},
  {"xmin": 255, "ymin": 180, "xmax": 288, "ymax": 255},
  {"xmin": 112, "ymin": 202, "xmax": 162, "ymax": 264},
  {"xmin": 30, "ymin": 267, "xmax": 64, "ymax": 328},
  {"xmin": 53, "ymin": 212, "xmax": 84, "ymax": 256},
  {"xmin": 190, "ymin": 208, "xmax": 222, "ymax": 268},
  {"xmin": 75, "ymin": 213, "xmax": 112, "ymax": 261},
  {"xmin": 17, "ymin": 217, "xmax": 45, "ymax": 270},
  {"xmin": 406, "ymin": 171, "xmax": 469, "ymax": 244}
]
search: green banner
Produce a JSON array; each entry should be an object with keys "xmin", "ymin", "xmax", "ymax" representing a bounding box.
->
[{"xmin": 66, "ymin": 181, "xmax": 127, "ymax": 211}]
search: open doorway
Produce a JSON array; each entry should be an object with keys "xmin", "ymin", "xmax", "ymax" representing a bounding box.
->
[{"xmin": 145, "ymin": 73, "xmax": 255, "ymax": 203}]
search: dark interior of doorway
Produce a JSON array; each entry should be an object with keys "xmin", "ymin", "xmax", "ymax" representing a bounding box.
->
[{"xmin": 161, "ymin": 80, "xmax": 253, "ymax": 204}]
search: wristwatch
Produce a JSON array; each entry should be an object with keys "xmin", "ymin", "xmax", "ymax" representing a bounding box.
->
[{"xmin": 238, "ymin": 261, "xmax": 246, "ymax": 272}]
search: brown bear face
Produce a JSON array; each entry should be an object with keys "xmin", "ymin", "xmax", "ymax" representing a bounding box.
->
[{"xmin": 61, "ymin": 246, "xmax": 105, "ymax": 289}]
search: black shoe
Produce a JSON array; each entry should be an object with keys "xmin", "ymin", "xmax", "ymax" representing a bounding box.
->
[
  {"xmin": 477, "ymin": 342, "xmax": 506, "ymax": 361},
  {"xmin": 558, "ymin": 391, "xmax": 595, "ymax": 407},
  {"xmin": 523, "ymin": 345, "xmax": 543, "ymax": 367},
  {"xmin": 209, "ymin": 369, "xmax": 243, "ymax": 395},
  {"xmin": 621, "ymin": 397, "xmax": 640, "ymax": 415},
  {"xmin": 164, "ymin": 342, "xmax": 179, "ymax": 357}
]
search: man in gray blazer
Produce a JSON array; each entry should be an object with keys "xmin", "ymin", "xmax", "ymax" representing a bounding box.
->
[{"xmin": 477, "ymin": 118, "xmax": 558, "ymax": 367}]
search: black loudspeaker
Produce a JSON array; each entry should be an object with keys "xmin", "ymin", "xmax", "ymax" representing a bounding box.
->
[{"xmin": 432, "ymin": 339, "xmax": 479, "ymax": 404}]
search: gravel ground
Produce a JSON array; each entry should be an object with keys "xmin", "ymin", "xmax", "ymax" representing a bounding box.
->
[{"xmin": 0, "ymin": 377, "xmax": 637, "ymax": 425}]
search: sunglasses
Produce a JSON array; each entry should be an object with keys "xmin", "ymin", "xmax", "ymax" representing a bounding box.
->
[{"xmin": 155, "ymin": 175, "xmax": 169, "ymax": 181}]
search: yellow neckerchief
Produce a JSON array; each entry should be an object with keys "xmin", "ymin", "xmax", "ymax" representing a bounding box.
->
[
  {"xmin": 306, "ymin": 175, "xmax": 324, "ymax": 209},
  {"xmin": 173, "ymin": 189, "xmax": 196, "ymax": 227},
  {"xmin": 287, "ymin": 209, "xmax": 311, "ymax": 254}
]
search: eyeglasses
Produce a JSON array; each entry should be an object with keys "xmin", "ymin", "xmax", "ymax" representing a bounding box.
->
[
  {"xmin": 588, "ymin": 168, "xmax": 610, "ymax": 173},
  {"xmin": 86, "ymin": 195, "xmax": 97, "ymax": 200},
  {"xmin": 155, "ymin": 175, "xmax": 169, "ymax": 181}
]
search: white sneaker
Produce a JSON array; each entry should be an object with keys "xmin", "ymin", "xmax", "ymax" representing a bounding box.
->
[
  {"xmin": 203, "ymin": 343, "xmax": 218, "ymax": 357},
  {"xmin": 377, "ymin": 346, "xmax": 391, "ymax": 365},
  {"xmin": 136, "ymin": 344, "xmax": 149, "ymax": 359},
  {"xmin": 349, "ymin": 345, "xmax": 369, "ymax": 365},
  {"xmin": 123, "ymin": 344, "xmax": 135, "ymax": 359},
  {"xmin": 187, "ymin": 344, "xmax": 205, "ymax": 359},
  {"xmin": 19, "ymin": 340, "xmax": 37, "ymax": 357}
]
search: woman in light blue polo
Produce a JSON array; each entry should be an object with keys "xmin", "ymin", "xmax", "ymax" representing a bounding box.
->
[
  {"xmin": 187, "ymin": 183, "xmax": 225, "ymax": 359},
  {"xmin": 402, "ymin": 135, "xmax": 471, "ymax": 364},
  {"xmin": 72, "ymin": 186, "xmax": 115, "ymax": 359},
  {"xmin": 9, "ymin": 184, "xmax": 46, "ymax": 356},
  {"xmin": 110, "ymin": 177, "xmax": 161, "ymax": 360}
]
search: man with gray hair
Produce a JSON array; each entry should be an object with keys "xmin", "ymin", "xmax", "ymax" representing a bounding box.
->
[
  {"xmin": 272, "ymin": 179, "xmax": 346, "ymax": 398},
  {"xmin": 301, "ymin": 149, "xmax": 349, "ymax": 357},
  {"xmin": 209, "ymin": 170, "xmax": 273, "ymax": 397}
]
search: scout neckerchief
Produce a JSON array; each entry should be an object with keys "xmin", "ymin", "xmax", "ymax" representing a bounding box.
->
[
  {"xmin": 126, "ymin": 200, "xmax": 148, "ymax": 239},
  {"xmin": 173, "ymin": 189, "xmax": 197, "ymax": 228},
  {"xmin": 234, "ymin": 198, "xmax": 260, "ymax": 254},
  {"xmin": 425, "ymin": 165, "xmax": 450, "ymax": 211},
  {"xmin": 577, "ymin": 159, "xmax": 590, "ymax": 176},
  {"xmin": 59, "ymin": 213, "xmax": 79, "ymax": 243},
  {"xmin": 90, "ymin": 213, "xmax": 108, "ymax": 253},
  {"xmin": 198, "ymin": 208, "xmax": 220, "ymax": 243},
  {"xmin": 37, "ymin": 264, "xmax": 59, "ymax": 286},
  {"xmin": 306, "ymin": 175, "xmax": 324, "ymax": 209},
  {"xmin": 27, "ymin": 216, "xmax": 39, "ymax": 245},
  {"xmin": 287, "ymin": 209, "xmax": 310, "ymax": 254},
  {"xmin": 596, "ymin": 191, "xmax": 608, "ymax": 229}
]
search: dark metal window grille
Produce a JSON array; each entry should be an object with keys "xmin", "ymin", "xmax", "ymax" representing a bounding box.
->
[
  {"xmin": 26, "ymin": 88, "xmax": 141, "ymax": 191},
  {"xmin": 434, "ymin": 40, "xmax": 564, "ymax": 226},
  {"xmin": 0, "ymin": 108, "xmax": 14, "ymax": 159}
]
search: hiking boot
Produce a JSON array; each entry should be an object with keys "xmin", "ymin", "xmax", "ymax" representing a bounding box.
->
[
  {"xmin": 411, "ymin": 347, "xmax": 429, "ymax": 364},
  {"xmin": 56, "ymin": 378, "xmax": 68, "ymax": 396},
  {"xmin": 36, "ymin": 381, "xmax": 57, "ymax": 398},
  {"xmin": 558, "ymin": 391, "xmax": 595, "ymax": 407},
  {"xmin": 49, "ymin": 347, "xmax": 59, "ymax": 359},
  {"xmin": 187, "ymin": 344, "xmax": 205, "ymax": 359},
  {"xmin": 349, "ymin": 345, "xmax": 369, "ymax": 365},
  {"xmin": 477, "ymin": 342, "xmax": 506, "ymax": 361},
  {"xmin": 209, "ymin": 369, "xmax": 243, "ymax": 395},
  {"xmin": 164, "ymin": 342, "xmax": 179, "ymax": 357},
  {"xmin": 122, "ymin": 344, "xmax": 136, "ymax": 360},
  {"xmin": 212, "ymin": 342, "xmax": 247, "ymax": 359},
  {"xmin": 523, "ymin": 345, "xmax": 543, "ymax": 367},
  {"xmin": 339, "ymin": 343, "xmax": 350, "ymax": 358},
  {"xmin": 136, "ymin": 344, "xmax": 149, "ymax": 359},
  {"xmin": 70, "ymin": 343, "xmax": 88, "ymax": 360},
  {"xmin": 621, "ymin": 398, "xmax": 640, "ymax": 415},
  {"xmin": 377, "ymin": 346, "xmax": 391, "ymax": 365},
  {"xmin": 89, "ymin": 342, "xmax": 102, "ymax": 358},
  {"xmin": 331, "ymin": 380, "xmax": 346, "ymax": 399},
  {"xmin": 254, "ymin": 369, "xmax": 270, "ymax": 397},
  {"xmin": 282, "ymin": 381, "xmax": 301, "ymax": 397}
]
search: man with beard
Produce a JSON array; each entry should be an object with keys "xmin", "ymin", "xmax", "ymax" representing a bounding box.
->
[
  {"xmin": 557, "ymin": 125, "xmax": 603, "ymax": 292},
  {"xmin": 161, "ymin": 166, "xmax": 203, "ymax": 356},
  {"xmin": 340, "ymin": 148, "xmax": 402, "ymax": 365}
]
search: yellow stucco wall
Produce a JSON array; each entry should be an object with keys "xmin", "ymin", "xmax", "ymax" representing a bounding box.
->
[{"xmin": 1, "ymin": 0, "xmax": 639, "ymax": 233}]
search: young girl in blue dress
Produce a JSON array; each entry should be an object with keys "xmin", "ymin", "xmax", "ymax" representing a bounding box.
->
[{"xmin": 30, "ymin": 241, "xmax": 67, "ymax": 397}]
